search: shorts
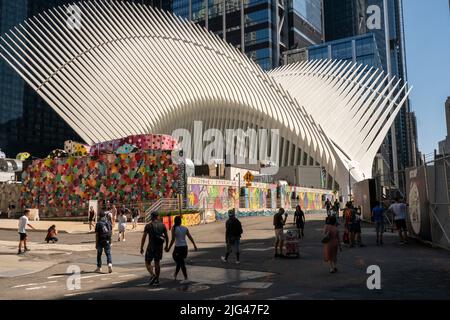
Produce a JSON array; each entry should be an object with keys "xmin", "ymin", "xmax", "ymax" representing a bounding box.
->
[
  {"xmin": 118, "ymin": 224, "xmax": 126, "ymax": 232},
  {"xmin": 296, "ymin": 222, "xmax": 304, "ymax": 229},
  {"xmin": 395, "ymin": 219, "xmax": 407, "ymax": 231},
  {"xmin": 173, "ymin": 246, "xmax": 188, "ymax": 261},
  {"xmin": 145, "ymin": 245, "xmax": 163, "ymax": 263},
  {"xmin": 350, "ymin": 223, "xmax": 361, "ymax": 234},
  {"xmin": 19, "ymin": 232, "xmax": 27, "ymax": 241},
  {"xmin": 375, "ymin": 221, "xmax": 385, "ymax": 233},
  {"xmin": 275, "ymin": 229, "xmax": 285, "ymax": 241}
]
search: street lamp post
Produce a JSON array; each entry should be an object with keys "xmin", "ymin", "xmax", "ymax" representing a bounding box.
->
[{"xmin": 349, "ymin": 166, "xmax": 355, "ymax": 202}]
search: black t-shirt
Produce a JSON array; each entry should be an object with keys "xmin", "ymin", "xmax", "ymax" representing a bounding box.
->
[
  {"xmin": 132, "ymin": 208, "xmax": 139, "ymax": 218},
  {"xmin": 226, "ymin": 218, "xmax": 243, "ymax": 240},
  {"xmin": 295, "ymin": 210, "xmax": 305, "ymax": 224},
  {"xmin": 144, "ymin": 221, "xmax": 167, "ymax": 248},
  {"xmin": 273, "ymin": 213, "xmax": 284, "ymax": 230}
]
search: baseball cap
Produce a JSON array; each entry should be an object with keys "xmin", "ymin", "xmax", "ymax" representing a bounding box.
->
[{"xmin": 150, "ymin": 212, "xmax": 159, "ymax": 221}]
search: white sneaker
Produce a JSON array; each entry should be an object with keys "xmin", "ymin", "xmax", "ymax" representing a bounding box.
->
[
  {"xmin": 94, "ymin": 267, "xmax": 101, "ymax": 273},
  {"xmin": 180, "ymin": 279, "xmax": 190, "ymax": 284},
  {"xmin": 122, "ymin": 239, "xmax": 126, "ymax": 242},
  {"xmin": 221, "ymin": 256, "xmax": 227, "ymax": 263},
  {"xmin": 108, "ymin": 263, "xmax": 113, "ymax": 273}
]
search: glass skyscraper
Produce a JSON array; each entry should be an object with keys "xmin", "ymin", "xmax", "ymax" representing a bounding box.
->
[
  {"xmin": 322, "ymin": 0, "xmax": 416, "ymax": 191},
  {"xmin": 171, "ymin": 0, "xmax": 323, "ymax": 70}
]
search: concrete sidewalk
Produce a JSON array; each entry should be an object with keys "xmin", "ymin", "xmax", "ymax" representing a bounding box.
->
[{"xmin": 0, "ymin": 219, "xmax": 146, "ymax": 234}]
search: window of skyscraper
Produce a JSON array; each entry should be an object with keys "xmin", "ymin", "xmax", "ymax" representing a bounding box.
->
[{"xmin": 290, "ymin": 0, "xmax": 323, "ymax": 32}]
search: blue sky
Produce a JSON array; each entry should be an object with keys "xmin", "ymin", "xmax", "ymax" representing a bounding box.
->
[{"xmin": 403, "ymin": 0, "xmax": 450, "ymax": 156}]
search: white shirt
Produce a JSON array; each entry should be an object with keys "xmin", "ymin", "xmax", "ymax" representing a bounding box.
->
[
  {"xmin": 389, "ymin": 203, "xmax": 407, "ymax": 221},
  {"xmin": 18, "ymin": 215, "xmax": 29, "ymax": 233},
  {"xmin": 174, "ymin": 226, "xmax": 188, "ymax": 247},
  {"xmin": 118, "ymin": 215, "xmax": 127, "ymax": 225}
]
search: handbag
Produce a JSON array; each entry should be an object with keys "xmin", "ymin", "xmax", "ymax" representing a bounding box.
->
[{"xmin": 321, "ymin": 232, "xmax": 331, "ymax": 244}]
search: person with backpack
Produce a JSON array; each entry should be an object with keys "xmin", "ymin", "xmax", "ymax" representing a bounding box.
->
[
  {"xmin": 166, "ymin": 216, "xmax": 198, "ymax": 283},
  {"xmin": 221, "ymin": 209, "xmax": 243, "ymax": 264},
  {"xmin": 140, "ymin": 212, "xmax": 168, "ymax": 286},
  {"xmin": 325, "ymin": 198, "xmax": 332, "ymax": 216},
  {"xmin": 45, "ymin": 225, "xmax": 58, "ymax": 243},
  {"xmin": 95, "ymin": 211, "xmax": 113, "ymax": 273}
]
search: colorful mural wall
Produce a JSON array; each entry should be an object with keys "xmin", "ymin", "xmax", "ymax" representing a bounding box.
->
[
  {"xmin": 187, "ymin": 178, "xmax": 239, "ymax": 211},
  {"xmin": 20, "ymin": 151, "xmax": 179, "ymax": 216},
  {"xmin": 187, "ymin": 177, "xmax": 333, "ymax": 212}
]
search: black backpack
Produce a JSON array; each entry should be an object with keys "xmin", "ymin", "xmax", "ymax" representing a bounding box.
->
[{"xmin": 98, "ymin": 219, "xmax": 112, "ymax": 240}]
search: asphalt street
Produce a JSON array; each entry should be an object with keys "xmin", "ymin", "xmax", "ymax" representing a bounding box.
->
[{"xmin": 1, "ymin": 214, "xmax": 449, "ymax": 300}]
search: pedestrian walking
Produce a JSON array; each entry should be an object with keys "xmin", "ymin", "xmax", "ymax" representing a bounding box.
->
[
  {"xmin": 372, "ymin": 201, "xmax": 386, "ymax": 245},
  {"xmin": 342, "ymin": 202, "xmax": 353, "ymax": 245},
  {"xmin": 388, "ymin": 198, "xmax": 408, "ymax": 244},
  {"xmin": 18, "ymin": 209, "xmax": 35, "ymax": 254},
  {"xmin": 325, "ymin": 198, "xmax": 332, "ymax": 216},
  {"xmin": 140, "ymin": 212, "xmax": 169, "ymax": 286},
  {"xmin": 45, "ymin": 225, "xmax": 58, "ymax": 243},
  {"xmin": 95, "ymin": 212, "xmax": 113, "ymax": 273},
  {"xmin": 166, "ymin": 216, "xmax": 198, "ymax": 283},
  {"xmin": 294, "ymin": 205, "xmax": 305, "ymax": 239},
  {"xmin": 117, "ymin": 211, "xmax": 127, "ymax": 242},
  {"xmin": 333, "ymin": 199, "xmax": 340, "ymax": 219},
  {"xmin": 349, "ymin": 205, "xmax": 365, "ymax": 247},
  {"xmin": 131, "ymin": 207, "xmax": 140, "ymax": 230},
  {"xmin": 221, "ymin": 209, "xmax": 243, "ymax": 264},
  {"xmin": 274, "ymin": 208, "xmax": 288, "ymax": 257},
  {"xmin": 88, "ymin": 206, "xmax": 96, "ymax": 231},
  {"xmin": 111, "ymin": 204, "xmax": 118, "ymax": 235},
  {"xmin": 322, "ymin": 215, "xmax": 342, "ymax": 273}
]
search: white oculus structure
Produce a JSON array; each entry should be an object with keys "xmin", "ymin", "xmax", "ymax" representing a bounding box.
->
[{"xmin": 0, "ymin": 0, "xmax": 411, "ymax": 194}]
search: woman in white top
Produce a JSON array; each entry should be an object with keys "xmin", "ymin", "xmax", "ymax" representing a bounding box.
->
[
  {"xmin": 166, "ymin": 216, "xmax": 197, "ymax": 283},
  {"xmin": 117, "ymin": 211, "xmax": 127, "ymax": 242}
]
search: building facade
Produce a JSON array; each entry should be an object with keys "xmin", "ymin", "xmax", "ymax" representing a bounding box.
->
[
  {"xmin": 0, "ymin": 0, "xmax": 167, "ymax": 159},
  {"xmin": 0, "ymin": 2, "xmax": 411, "ymax": 195},
  {"xmin": 322, "ymin": 0, "xmax": 418, "ymax": 192},
  {"xmin": 170, "ymin": 0, "xmax": 323, "ymax": 70}
]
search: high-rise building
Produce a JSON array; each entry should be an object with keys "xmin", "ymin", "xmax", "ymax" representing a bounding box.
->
[
  {"xmin": 322, "ymin": 0, "xmax": 416, "ymax": 192},
  {"xmin": 0, "ymin": 0, "xmax": 166, "ymax": 159},
  {"xmin": 438, "ymin": 97, "xmax": 450, "ymax": 155},
  {"xmin": 170, "ymin": 0, "xmax": 324, "ymax": 70}
]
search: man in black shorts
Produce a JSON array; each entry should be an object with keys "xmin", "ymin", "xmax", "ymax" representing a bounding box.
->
[{"xmin": 140, "ymin": 212, "xmax": 168, "ymax": 286}]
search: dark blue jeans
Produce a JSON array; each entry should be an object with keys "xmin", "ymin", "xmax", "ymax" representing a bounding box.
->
[{"xmin": 97, "ymin": 240, "xmax": 112, "ymax": 268}]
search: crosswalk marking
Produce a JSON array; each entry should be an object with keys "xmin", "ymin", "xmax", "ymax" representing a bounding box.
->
[{"xmin": 13, "ymin": 280, "xmax": 57, "ymax": 288}]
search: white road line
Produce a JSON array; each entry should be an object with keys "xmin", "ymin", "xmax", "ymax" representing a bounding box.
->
[
  {"xmin": 119, "ymin": 274, "xmax": 137, "ymax": 278},
  {"xmin": 81, "ymin": 273, "xmax": 116, "ymax": 279},
  {"xmin": 147, "ymin": 288, "xmax": 166, "ymax": 292},
  {"xmin": 47, "ymin": 275, "xmax": 64, "ymax": 279},
  {"xmin": 111, "ymin": 281, "xmax": 125, "ymax": 284},
  {"xmin": 211, "ymin": 292, "xmax": 250, "ymax": 300},
  {"xmin": 268, "ymin": 293, "xmax": 302, "ymax": 300},
  {"xmin": 64, "ymin": 292, "xmax": 84, "ymax": 297},
  {"xmin": 25, "ymin": 286, "xmax": 47, "ymax": 291},
  {"xmin": 13, "ymin": 281, "xmax": 57, "ymax": 288},
  {"xmin": 136, "ymin": 283, "xmax": 148, "ymax": 287}
]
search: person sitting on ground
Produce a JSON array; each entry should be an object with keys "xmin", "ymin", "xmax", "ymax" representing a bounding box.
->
[{"xmin": 45, "ymin": 225, "xmax": 58, "ymax": 243}]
